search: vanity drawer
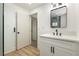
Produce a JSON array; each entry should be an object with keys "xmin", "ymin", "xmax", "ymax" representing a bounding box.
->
[{"xmin": 51, "ymin": 39, "xmax": 78, "ymax": 52}]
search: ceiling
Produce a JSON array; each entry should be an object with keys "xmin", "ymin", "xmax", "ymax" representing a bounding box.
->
[{"xmin": 15, "ymin": 3, "xmax": 47, "ymax": 10}]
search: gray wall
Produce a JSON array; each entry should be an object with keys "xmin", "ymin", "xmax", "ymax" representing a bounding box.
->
[{"xmin": 0, "ymin": 3, "xmax": 3, "ymax": 56}]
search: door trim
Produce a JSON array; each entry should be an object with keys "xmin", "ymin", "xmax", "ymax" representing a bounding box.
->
[
  {"xmin": 30, "ymin": 13, "xmax": 38, "ymax": 48},
  {"xmin": 15, "ymin": 12, "xmax": 18, "ymax": 50}
]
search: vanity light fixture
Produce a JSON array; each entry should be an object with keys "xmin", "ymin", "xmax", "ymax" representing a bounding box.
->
[{"xmin": 58, "ymin": 3, "xmax": 62, "ymax": 6}]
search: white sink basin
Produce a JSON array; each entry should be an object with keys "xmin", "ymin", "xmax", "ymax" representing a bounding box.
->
[{"xmin": 40, "ymin": 33, "xmax": 62, "ymax": 38}]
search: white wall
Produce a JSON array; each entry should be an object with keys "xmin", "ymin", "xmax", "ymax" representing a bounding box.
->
[
  {"xmin": 30, "ymin": 3, "xmax": 79, "ymax": 49},
  {"xmin": 30, "ymin": 4, "xmax": 53, "ymax": 48},
  {"xmin": 73, "ymin": 4, "xmax": 79, "ymax": 38},
  {"xmin": 4, "ymin": 3, "xmax": 31, "ymax": 54}
]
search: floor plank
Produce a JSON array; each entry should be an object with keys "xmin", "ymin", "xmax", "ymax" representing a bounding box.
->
[
  {"xmin": 5, "ymin": 45, "xmax": 40, "ymax": 56},
  {"xmin": 25, "ymin": 46, "xmax": 39, "ymax": 55}
]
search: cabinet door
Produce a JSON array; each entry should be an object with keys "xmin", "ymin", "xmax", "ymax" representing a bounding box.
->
[
  {"xmin": 53, "ymin": 46, "xmax": 72, "ymax": 56},
  {"xmin": 39, "ymin": 40, "xmax": 53, "ymax": 56}
]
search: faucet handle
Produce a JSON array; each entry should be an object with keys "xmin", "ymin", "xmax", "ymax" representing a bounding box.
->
[
  {"xmin": 56, "ymin": 29, "xmax": 58, "ymax": 32},
  {"xmin": 53, "ymin": 32, "xmax": 55, "ymax": 35},
  {"xmin": 59, "ymin": 33, "xmax": 62, "ymax": 36}
]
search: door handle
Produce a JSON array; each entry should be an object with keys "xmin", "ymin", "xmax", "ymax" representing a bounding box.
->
[
  {"xmin": 17, "ymin": 32, "xmax": 20, "ymax": 34},
  {"xmin": 14, "ymin": 27, "xmax": 16, "ymax": 32}
]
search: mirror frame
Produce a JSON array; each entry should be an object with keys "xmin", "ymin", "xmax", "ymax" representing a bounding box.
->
[{"xmin": 50, "ymin": 6, "xmax": 67, "ymax": 28}]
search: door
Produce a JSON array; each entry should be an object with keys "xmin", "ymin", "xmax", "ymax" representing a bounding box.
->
[
  {"xmin": 16, "ymin": 12, "xmax": 30, "ymax": 50},
  {"xmin": 39, "ymin": 40, "xmax": 53, "ymax": 56},
  {"xmin": 4, "ymin": 6, "xmax": 16, "ymax": 54},
  {"xmin": 0, "ymin": 3, "xmax": 3, "ymax": 56}
]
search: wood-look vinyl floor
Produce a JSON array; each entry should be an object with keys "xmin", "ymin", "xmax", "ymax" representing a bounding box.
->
[{"xmin": 5, "ymin": 45, "xmax": 40, "ymax": 56}]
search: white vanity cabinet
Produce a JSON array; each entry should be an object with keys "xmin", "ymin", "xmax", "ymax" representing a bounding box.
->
[
  {"xmin": 39, "ymin": 37, "xmax": 79, "ymax": 56},
  {"xmin": 39, "ymin": 40, "xmax": 53, "ymax": 56}
]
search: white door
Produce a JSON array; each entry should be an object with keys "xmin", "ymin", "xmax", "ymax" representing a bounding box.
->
[
  {"xmin": 4, "ymin": 10, "xmax": 16, "ymax": 53},
  {"xmin": 16, "ymin": 12, "xmax": 30, "ymax": 50}
]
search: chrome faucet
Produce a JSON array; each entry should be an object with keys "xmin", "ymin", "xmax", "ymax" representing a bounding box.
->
[
  {"xmin": 53, "ymin": 29, "xmax": 62, "ymax": 36},
  {"xmin": 56, "ymin": 29, "xmax": 62, "ymax": 36},
  {"xmin": 56, "ymin": 29, "xmax": 58, "ymax": 35}
]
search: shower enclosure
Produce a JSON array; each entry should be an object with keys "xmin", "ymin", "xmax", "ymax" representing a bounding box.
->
[{"xmin": 0, "ymin": 3, "xmax": 4, "ymax": 56}]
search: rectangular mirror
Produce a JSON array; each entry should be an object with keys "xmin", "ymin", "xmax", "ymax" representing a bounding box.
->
[{"xmin": 50, "ymin": 6, "xmax": 67, "ymax": 28}]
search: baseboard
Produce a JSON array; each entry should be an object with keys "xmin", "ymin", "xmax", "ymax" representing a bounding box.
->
[
  {"xmin": 4, "ymin": 44, "xmax": 30, "ymax": 55},
  {"xmin": 4, "ymin": 49, "xmax": 16, "ymax": 55}
]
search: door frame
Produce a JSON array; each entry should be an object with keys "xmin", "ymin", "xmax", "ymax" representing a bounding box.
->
[
  {"xmin": 15, "ymin": 12, "xmax": 18, "ymax": 50},
  {"xmin": 30, "ymin": 13, "xmax": 38, "ymax": 48}
]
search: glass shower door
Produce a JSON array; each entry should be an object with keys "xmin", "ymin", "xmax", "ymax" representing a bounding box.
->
[{"xmin": 0, "ymin": 3, "xmax": 4, "ymax": 56}]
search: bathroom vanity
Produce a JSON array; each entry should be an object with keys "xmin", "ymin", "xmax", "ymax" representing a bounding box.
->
[{"xmin": 39, "ymin": 34, "xmax": 79, "ymax": 56}]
